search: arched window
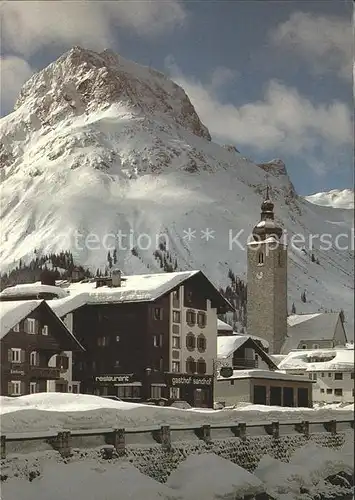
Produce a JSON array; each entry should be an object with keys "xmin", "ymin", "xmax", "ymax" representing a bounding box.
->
[
  {"xmin": 186, "ymin": 332, "xmax": 196, "ymax": 351},
  {"xmin": 197, "ymin": 334, "xmax": 207, "ymax": 353},
  {"xmin": 258, "ymin": 252, "xmax": 264, "ymax": 265},
  {"xmin": 197, "ymin": 358, "xmax": 207, "ymax": 375},
  {"xmin": 186, "ymin": 357, "xmax": 196, "ymax": 374}
]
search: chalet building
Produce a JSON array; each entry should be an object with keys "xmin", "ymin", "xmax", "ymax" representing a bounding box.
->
[
  {"xmin": 217, "ymin": 335, "xmax": 277, "ymax": 371},
  {"xmin": 281, "ymin": 312, "xmax": 348, "ymax": 354},
  {"xmin": 277, "ymin": 344, "xmax": 354, "ymax": 404},
  {"xmin": 215, "ymin": 335, "xmax": 313, "ymax": 407},
  {"xmin": 217, "ymin": 319, "xmax": 269, "ymax": 351},
  {"xmin": 0, "ymin": 300, "xmax": 84, "ymax": 396},
  {"xmin": 42, "ymin": 270, "xmax": 232, "ymax": 408}
]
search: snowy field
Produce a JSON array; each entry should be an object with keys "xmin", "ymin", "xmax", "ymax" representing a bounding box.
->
[{"xmin": 1, "ymin": 393, "xmax": 354, "ymax": 435}]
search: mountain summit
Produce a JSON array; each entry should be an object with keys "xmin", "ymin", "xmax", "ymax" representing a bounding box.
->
[{"xmin": 0, "ymin": 47, "xmax": 353, "ymax": 332}]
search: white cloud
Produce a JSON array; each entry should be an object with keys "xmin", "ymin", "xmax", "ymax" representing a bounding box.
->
[
  {"xmin": 166, "ymin": 61, "xmax": 352, "ymax": 174},
  {"xmin": 0, "ymin": 56, "xmax": 34, "ymax": 112},
  {"xmin": 270, "ymin": 12, "xmax": 353, "ymax": 82},
  {"xmin": 0, "ymin": 0, "xmax": 187, "ymax": 57}
]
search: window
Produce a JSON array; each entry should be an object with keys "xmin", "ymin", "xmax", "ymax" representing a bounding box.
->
[
  {"xmin": 197, "ymin": 312, "xmax": 206, "ymax": 328},
  {"xmin": 153, "ymin": 308, "xmax": 163, "ymax": 320},
  {"xmin": 321, "ymin": 373, "xmax": 325, "ymax": 377},
  {"xmin": 30, "ymin": 382, "xmax": 38, "ymax": 394},
  {"xmin": 230, "ymin": 380, "xmax": 234, "ymax": 386},
  {"xmin": 30, "ymin": 351, "xmax": 39, "ymax": 366},
  {"xmin": 172, "ymin": 324, "xmax": 180, "ymax": 334},
  {"xmin": 9, "ymin": 381, "xmax": 22, "ymax": 396},
  {"xmin": 197, "ymin": 334, "xmax": 206, "ymax": 353},
  {"xmin": 42, "ymin": 325, "xmax": 49, "ymax": 336},
  {"xmin": 328, "ymin": 373, "xmax": 332, "ymax": 378},
  {"xmin": 313, "ymin": 344, "xmax": 319, "ymax": 349},
  {"xmin": 334, "ymin": 388, "xmax": 343, "ymax": 396},
  {"xmin": 326, "ymin": 388, "xmax": 332, "ymax": 394},
  {"xmin": 172, "ymin": 311, "xmax": 181, "ymax": 323},
  {"xmin": 151, "ymin": 386, "xmax": 162, "ymax": 399},
  {"xmin": 72, "ymin": 385, "xmax": 78, "ymax": 394},
  {"xmin": 13, "ymin": 323, "xmax": 20, "ymax": 332},
  {"xmin": 117, "ymin": 386, "xmax": 141, "ymax": 399},
  {"xmin": 97, "ymin": 336, "xmax": 109, "ymax": 346},
  {"xmin": 25, "ymin": 318, "xmax": 37, "ymax": 334},
  {"xmin": 115, "ymin": 335, "xmax": 120, "ymax": 342},
  {"xmin": 186, "ymin": 310, "xmax": 196, "ymax": 326},
  {"xmin": 153, "ymin": 334, "xmax": 164, "ymax": 347},
  {"xmin": 320, "ymin": 388, "xmax": 325, "ymax": 393},
  {"xmin": 9, "ymin": 348, "xmax": 23, "ymax": 363},
  {"xmin": 186, "ymin": 357, "xmax": 196, "ymax": 374},
  {"xmin": 170, "ymin": 387, "xmax": 180, "ymax": 399},
  {"xmin": 312, "ymin": 373, "xmax": 317, "ymax": 380},
  {"xmin": 301, "ymin": 345, "xmax": 307, "ymax": 349},
  {"xmin": 197, "ymin": 358, "xmax": 207, "ymax": 375},
  {"xmin": 186, "ymin": 333, "xmax": 196, "ymax": 351},
  {"xmin": 351, "ymin": 373, "xmax": 354, "ymax": 379},
  {"xmin": 114, "ymin": 360, "xmax": 120, "ymax": 368},
  {"xmin": 334, "ymin": 372, "xmax": 343, "ymax": 380},
  {"xmin": 159, "ymin": 357, "xmax": 164, "ymax": 371},
  {"xmin": 56, "ymin": 355, "xmax": 69, "ymax": 370},
  {"xmin": 172, "ymin": 361, "xmax": 180, "ymax": 373},
  {"xmin": 172, "ymin": 289, "xmax": 180, "ymax": 306},
  {"xmin": 258, "ymin": 252, "xmax": 264, "ymax": 265},
  {"xmin": 172, "ymin": 336, "xmax": 181, "ymax": 349}
]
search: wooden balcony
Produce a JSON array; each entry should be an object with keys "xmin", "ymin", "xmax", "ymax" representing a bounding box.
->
[
  {"xmin": 232, "ymin": 358, "xmax": 258, "ymax": 370},
  {"xmin": 29, "ymin": 366, "xmax": 61, "ymax": 379}
]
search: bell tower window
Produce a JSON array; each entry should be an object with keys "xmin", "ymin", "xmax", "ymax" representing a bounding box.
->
[{"xmin": 258, "ymin": 252, "xmax": 264, "ymax": 265}]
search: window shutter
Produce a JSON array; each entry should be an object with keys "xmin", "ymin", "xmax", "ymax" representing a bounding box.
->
[
  {"xmin": 20, "ymin": 349, "xmax": 26, "ymax": 363},
  {"xmin": 36, "ymin": 352, "xmax": 40, "ymax": 366},
  {"xmin": 8, "ymin": 382, "xmax": 13, "ymax": 395},
  {"xmin": 21, "ymin": 381, "xmax": 26, "ymax": 395},
  {"xmin": 24, "ymin": 319, "xmax": 29, "ymax": 333},
  {"xmin": 63, "ymin": 357, "xmax": 69, "ymax": 370},
  {"xmin": 8, "ymin": 349, "xmax": 13, "ymax": 362},
  {"xmin": 56, "ymin": 355, "xmax": 60, "ymax": 368},
  {"xmin": 35, "ymin": 319, "xmax": 39, "ymax": 334}
]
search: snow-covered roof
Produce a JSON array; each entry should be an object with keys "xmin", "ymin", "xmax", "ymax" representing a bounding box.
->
[
  {"xmin": 217, "ymin": 369, "xmax": 312, "ymax": 382},
  {"xmin": 0, "ymin": 300, "xmax": 43, "ymax": 339},
  {"xmin": 278, "ymin": 346, "xmax": 354, "ymax": 372},
  {"xmin": 49, "ymin": 293, "xmax": 89, "ymax": 318},
  {"xmin": 218, "ymin": 335, "xmax": 250, "ymax": 358},
  {"xmin": 0, "ymin": 283, "xmax": 69, "ymax": 299},
  {"xmin": 217, "ymin": 319, "xmax": 233, "ymax": 331},
  {"xmin": 282, "ymin": 312, "xmax": 342, "ymax": 353}
]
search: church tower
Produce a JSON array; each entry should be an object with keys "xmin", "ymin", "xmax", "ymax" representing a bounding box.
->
[{"xmin": 247, "ymin": 187, "xmax": 287, "ymax": 354}]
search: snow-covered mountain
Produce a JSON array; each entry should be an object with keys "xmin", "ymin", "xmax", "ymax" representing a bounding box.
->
[
  {"xmin": 305, "ymin": 189, "xmax": 354, "ymax": 210},
  {"xmin": 0, "ymin": 47, "xmax": 354, "ymax": 335}
]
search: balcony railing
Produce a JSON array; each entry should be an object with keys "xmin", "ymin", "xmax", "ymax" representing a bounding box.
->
[
  {"xmin": 29, "ymin": 366, "xmax": 61, "ymax": 379},
  {"xmin": 232, "ymin": 358, "xmax": 258, "ymax": 369}
]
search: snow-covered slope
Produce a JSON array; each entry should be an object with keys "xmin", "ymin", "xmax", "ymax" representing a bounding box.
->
[
  {"xmin": 305, "ymin": 189, "xmax": 354, "ymax": 209},
  {"xmin": 0, "ymin": 47, "xmax": 354, "ymax": 334}
]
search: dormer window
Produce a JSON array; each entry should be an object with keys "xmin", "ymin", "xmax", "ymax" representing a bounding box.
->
[{"xmin": 25, "ymin": 318, "xmax": 37, "ymax": 334}]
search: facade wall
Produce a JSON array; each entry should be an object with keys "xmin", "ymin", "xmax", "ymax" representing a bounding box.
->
[
  {"xmin": 297, "ymin": 339, "xmax": 335, "ymax": 350},
  {"xmin": 214, "ymin": 378, "xmax": 251, "ymax": 406},
  {"xmin": 247, "ymin": 243, "xmax": 287, "ymax": 354},
  {"xmin": 310, "ymin": 370, "xmax": 354, "ymax": 404}
]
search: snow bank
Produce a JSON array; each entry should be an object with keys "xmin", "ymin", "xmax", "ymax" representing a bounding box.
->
[
  {"xmin": 166, "ymin": 453, "xmax": 264, "ymax": 500},
  {"xmin": 1, "ymin": 459, "xmax": 182, "ymax": 500},
  {"xmin": 1, "ymin": 393, "xmax": 353, "ymax": 435}
]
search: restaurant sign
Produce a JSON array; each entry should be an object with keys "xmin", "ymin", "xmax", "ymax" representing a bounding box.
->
[
  {"xmin": 94, "ymin": 374, "xmax": 134, "ymax": 384},
  {"xmin": 166, "ymin": 374, "xmax": 213, "ymax": 387}
]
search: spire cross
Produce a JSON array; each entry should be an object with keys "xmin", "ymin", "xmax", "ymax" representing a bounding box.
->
[{"xmin": 265, "ymin": 174, "xmax": 270, "ymax": 200}]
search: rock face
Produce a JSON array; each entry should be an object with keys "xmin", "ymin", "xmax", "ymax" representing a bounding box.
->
[{"xmin": 14, "ymin": 46, "xmax": 211, "ymax": 141}]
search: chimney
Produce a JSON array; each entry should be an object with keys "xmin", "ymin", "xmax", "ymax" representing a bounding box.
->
[{"xmin": 111, "ymin": 269, "xmax": 122, "ymax": 287}]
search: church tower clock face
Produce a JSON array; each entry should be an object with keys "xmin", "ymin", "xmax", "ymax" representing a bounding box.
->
[{"xmin": 256, "ymin": 271, "xmax": 263, "ymax": 280}]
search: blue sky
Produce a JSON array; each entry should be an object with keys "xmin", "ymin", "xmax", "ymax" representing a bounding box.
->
[{"xmin": 1, "ymin": 0, "xmax": 353, "ymax": 195}]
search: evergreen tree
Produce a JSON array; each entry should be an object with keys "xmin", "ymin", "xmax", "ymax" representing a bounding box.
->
[
  {"xmin": 291, "ymin": 302, "xmax": 296, "ymax": 314},
  {"xmin": 113, "ymin": 249, "xmax": 117, "ymax": 265},
  {"xmin": 339, "ymin": 309, "xmax": 345, "ymax": 323},
  {"xmin": 107, "ymin": 251, "xmax": 113, "ymax": 269},
  {"xmin": 301, "ymin": 290, "xmax": 307, "ymax": 303}
]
